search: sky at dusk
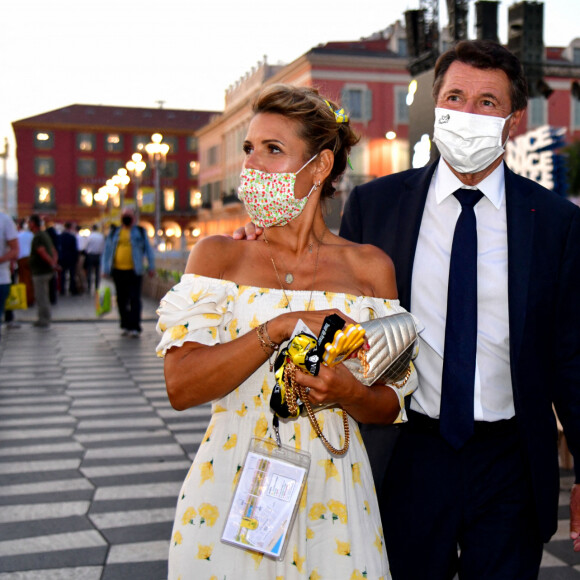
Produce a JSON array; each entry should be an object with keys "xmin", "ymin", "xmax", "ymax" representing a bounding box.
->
[{"xmin": 2, "ymin": 0, "xmax": 579, "ymax": 179}]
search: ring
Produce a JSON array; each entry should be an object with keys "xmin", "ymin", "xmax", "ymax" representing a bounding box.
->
[{"xmin": 305, "ymin": 387, "xmax": 310, "ymax": 395}]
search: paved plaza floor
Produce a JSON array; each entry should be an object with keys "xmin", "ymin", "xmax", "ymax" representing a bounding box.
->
[{"xmin": 0, "ymin": 290, "xmax": 578, "ymax": 579}]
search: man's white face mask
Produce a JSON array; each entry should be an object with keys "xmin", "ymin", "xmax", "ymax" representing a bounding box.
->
[{"xmin": 432, "ymin": 108, "xmax": 512, "ymax": 174}]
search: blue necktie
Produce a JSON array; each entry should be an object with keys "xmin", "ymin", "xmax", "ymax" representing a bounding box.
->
[{"xmin": 439, "ymin": 189, "xmax": 483, "ymax": 449}]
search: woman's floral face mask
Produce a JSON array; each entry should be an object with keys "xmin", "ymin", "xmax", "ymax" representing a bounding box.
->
[{"xmin": 237, "ymin": 155, "xmax": 317, "ymax": 227}]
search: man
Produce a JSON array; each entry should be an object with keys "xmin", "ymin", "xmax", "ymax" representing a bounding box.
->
[
  {"xmin": 339, "ymin": 40, "xmax": 580, "ymax": 579},
  {"xmin": 84, "ymin": 224, "xmax": 105, "ymax": 294},
  {"xmin": 57, "ymin": 222, "xmax": 79, "ymax": 296},
  {"xmin": 0, "ymin": 211, "xmax": 19, "ymax": 339},
  {"xmin": 28, "ymin": 214, "xmax": 59, "ymax": 328},
  {"xmin": 16, "ymin": 218, "xmax": 34, "ymax": 307},
  {"xmin": 103, "ymin": 209, "xmax": 155, "ymax": 337}
]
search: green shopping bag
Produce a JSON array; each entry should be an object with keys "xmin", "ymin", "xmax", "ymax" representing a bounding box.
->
[{"xmin": 95, "ymin": 287, "xmax": 112, "ymax": 316}]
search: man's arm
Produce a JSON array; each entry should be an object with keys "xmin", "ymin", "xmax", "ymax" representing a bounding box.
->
[{"xmin": 0, "ymin": 238, "xmax": 18, "ymax": 264}]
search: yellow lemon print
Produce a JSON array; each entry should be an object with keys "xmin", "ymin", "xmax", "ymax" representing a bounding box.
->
[
  {"xmin": 350, "ymin": 571, "xmax": 365, "ymax": 580},
  {"xmin": 199, "ymin": 460, "xmax": 214, "ymax": 485},
  {"xmin": 173, "ymin": 530, "xmax": 183, "ymax": 546},
  {"xmin": 248, "ymin": 293, "xmax": 257, "ymax": 304},
  {"xmin": 374, "ymin": 533, "xmax": 383, "ymax": 553},
  {"xmin": 261, "ymin": 377, "xmax": 272, "ymax": 400},
  {"xmin": 318, "ymin": 458, "xmax": 340, "ymax": 482},
  {"xmin": 199, "ymin": 503, "xmax": 219, "ymax": 527},
  {"xmin": 308, "ymin": 502, "xmax": 327, "ymax": 521},
  {"xmin": 335, "ymin": 538, "xmax": 351, "ymax": 556},
  {"xmin": 159, "ymin": 322, "xmax": 167, "ymax": 332},
  {"xmin": 249, "ymin": 313, "xmax": 260, "ymax": 328},
  {"xmin": 190, "ymin": 289, "xmax": 204, "ymax": 303},
  {"xmin": 293, "ymin": 423, "xmax": 302, "ymax": 450},
  {"xmin": 306, "ymin": 527, "xmax": 315, "ymax": 540},
  {"xmin": 364, "ymin": 500, "xmax": 371, "ymax": 514},
  {"xmin": 236, "ymin": 403, "xmax": 248, "ymax": 417},
  {"xmin": 203, "ymin": 313, "xmax": 221, "ymax": 320},
  {"xmin": 276, "ymin": 295, "xmax": 291, "ymax": 309},
  {"xmin": 250, "ymin": 551, "xmax": 264, "ymax": 569},
  {"xmin": 351, "ymin": 462, "xmax": 362, "ymax": 485},
  {"xmin": 209, "ymin": 327, "xmax": 217, "ymax": 340},
  {"xmin": 292, "ymin": 545, "xmax": 305, "ymax": 573},
  {"xmin": 327, "ymin": 499, "xmax": 348, "ymax": 524},
  {"xmin": 214, "ymin": 404, "xmax": 227, "ymax": 413},
  {"xmin": 325, "ymin": 292, "xmax": 336, "ymax": 305},
  {"xmin": 299, "ymin": 481, "xmax": 308, "ymax": 512},
  {"xmin": 228, "ymin": 319, "xmax": 240, "ymax": 340},
  {"xmin": 354, "ymin": 425, "xmax": 363, "ymax": 445},
  {"xmin": 253, "ymin": 394, "xmax": 262, "ymax": 408},
  {"xmin": 196, "ymin": 543, "xmax": 213, "ymax": 560},
  {"xmin": 170, "ymin": 324, "xmax": 189, "ymax": 341},
  {"xmin": 310, "ymin": 570, "xmax": 322, "ymax": 580},
  {"xmin": 181, "ymin": 506, "xmax": 196, "ymax": 525},
  {"xmin": 223, "ymin": 434, "xmax": 237, "ymax": 450},
  {"xmin": 310, "ymin": 414, "xmax": 324, "ymax": 439},
  {"xmin": 202, "ymin": 424, "xmax": 214, "ymax": 444},
  {"xmin": 254, "ymin": 413, "xmax": 268, "ymax": 438}
]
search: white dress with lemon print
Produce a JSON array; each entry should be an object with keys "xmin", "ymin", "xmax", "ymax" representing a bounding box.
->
[{"xmin": 157, "ymin": 274, "xmax": 408, "ymax": 580}]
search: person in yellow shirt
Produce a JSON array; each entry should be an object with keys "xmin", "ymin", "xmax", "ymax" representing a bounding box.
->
[{"xmin": 103, "ymin": 209, "xmax": 155, "ymax": 337}]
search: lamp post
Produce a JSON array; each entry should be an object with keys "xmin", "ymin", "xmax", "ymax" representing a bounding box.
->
[
  {"xmin": 126, "ymin": 153, "xmax": 146, "ymax": 221},
  {"xmin": 113, "ymin": 168, "xmax": 130, "ymax": 212},
  {"xmin": 145, "ymin": 133, "xmax": 169, "ymax": 248}
]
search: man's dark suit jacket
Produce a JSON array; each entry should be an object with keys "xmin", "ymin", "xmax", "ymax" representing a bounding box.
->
[{"xmin": 339, "ymin": 160, "xmax": 580, "ymax": 542}]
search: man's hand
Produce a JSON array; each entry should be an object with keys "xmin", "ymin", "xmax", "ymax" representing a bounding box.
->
[
  {"xmin": 232, "ymin": 222, "xmax": 263, "ymax": 240},
  {"xmin": 571, "ymin": 483, "xmax": 580, "ymax": 551}
]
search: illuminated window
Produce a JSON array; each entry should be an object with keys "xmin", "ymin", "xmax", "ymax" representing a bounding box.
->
[
  {"xmin": 79, "ymin": 186, "xmax": 94, "ymax": 207},
  {"xmin": 133, "ymin": 135, "xmax": 149, "ymax": 152},
  {"xmin": 164, "ymin": 188, "xmax": 176, "ymax": 211},
  {"xmin": 34, "ymin": 157, "xmax": 54, "ymax": 176},
  {"xmin": 187, "ymin": 136, "xmax": 198, "ymax": 152},
  {"xmin": 35, "ymin": 185, "xmax": 55, "ymax": 208},
  {"xmin": 189, "ymin": 188, "xmax": 202, "ymax": 208},
  {"xmin": 34, "ymin": 131, "xmax": 54, "ymax": 150},
  {"xmin": 189, "ymin": 161, "xmax": 200, "ymax": 178},
  {"xmin": 77, "ymin": 158, "xmax": 96, "ymax": 177},
  {"xmin": 77, "ymin": 133, "xmax": 95, "ymax": 152},
  {"xmin": 105, "ymin": 133, "xmax": 124, "ymax": 152}
]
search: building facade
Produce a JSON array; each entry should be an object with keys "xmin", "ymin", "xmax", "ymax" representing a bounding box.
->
[{"xmin": 12, "ymin": 105, "xmax": 217, "ymax": 249}]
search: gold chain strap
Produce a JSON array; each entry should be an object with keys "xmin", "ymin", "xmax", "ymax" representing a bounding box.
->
[{"xmin": 284, "ymin": 361, "xmax": 350, "ymax": 456}]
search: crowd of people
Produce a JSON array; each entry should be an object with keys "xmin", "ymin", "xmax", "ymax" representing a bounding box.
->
[{"xmin": 1, "ymin": 210, "xmax": 154, "ymax": 336}]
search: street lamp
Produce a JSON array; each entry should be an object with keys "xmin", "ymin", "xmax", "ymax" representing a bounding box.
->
[
  {"xmin": 126, "ymin": 152, "xmax": 146, "ymax": 221},
  {"xmin": 145, "ymin": 133, "xmax": 169, "ymax": 248},
  {"xmin": 112, "ymin": 168, "xmax": 130, "ymax": 211}
]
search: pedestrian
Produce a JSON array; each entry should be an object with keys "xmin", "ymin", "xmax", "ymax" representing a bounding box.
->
[
  {"xmin": 103, "ymin": 209, "xmax": 155, "ymax": 337},
  {"xmin": 45, "ymin": 223, "xmax": 59, "ymax": 304},
  {"xmin": 75, "ymin": 224, "xmax": 88, "ymax": 294},
  {"xmin": 84, "ymin": 224, "xmax": 105, "ymax": 293},
  {"xmin": 338, "ymin": 39, "xmax": 580, "ymax": 579},
  {"xmin": 16, "ymin": 218, "xmax": 34, "ymax": 307},
  {"xmin": 58, "ymin": 222, "xmax": 79, "ymax": 296},
  {"xmin": 28, "ymin": 214, "xmax": 60, "ymax": 328},
  {"xmin": 0, "ymin": 211, "xmax": 19, "ymax": 339}
]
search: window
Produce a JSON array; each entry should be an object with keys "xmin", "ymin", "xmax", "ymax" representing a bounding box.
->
[
  {"xmin": 35, "ymin": 185, "xmax": 55, "ymax": 208},
  {"xmin": 133, "ymin": 135, "xmax": 149, "ymax": 152},
  {"xmin": 189, "ymin": 161, "xmax": 200, "ymax": 178},
  {"xmin": 208, "ymin": 145, "xmax": 220, "ymax": 166},
  {"xmin": 77, "ymin": 158, "xmax": 96, "ymax": 177},
  {"xmin": 164, "ymin": 188, "xmax": 176, "ymax": 211},
  {"xmin": 528, "ymin": 96, "xmax": 546, "ymax": 128},
  {"xmin": 573, "ymin": 47, "xmax": 580, "ymax": 65},
  {"xmin": 163, "ymin": 161, "xmax": 179, "ymax": 179},
  {"xmin": 34, "ymin": 131, "xmax": 54, "ymax": 150},
  {"xmin": 163, "ymin": 136, "xmax": 178, "ymax": 153},
  {"xmin": 397, "ymin": 38, "xmax": 407, "ymax": 57},
  {"xmin": 189, "ymin": 188, "xmax": 202, "ymax": 208},
  {"xmin": 187, "ymin": 136, "xmax": 198, "ymax": 152},
  {"xmin": 105, "ymin": 133, "xmax": 124, "ymax": 152},
  {"xmin": 105, "ymin": 159, "xmax": 124, "ymax": 176},
  {"xmin": 341, "ymin": 85, "xmax": 372, "ymax": 122},
  {"xmin": 79, "ymin": 186, "xmax": 94, "ymax": 207},
  {"xmin": 394, "ymin": 86, "xmax": 410, "ymax": 124},
  {"xmin": 77, "ymin": 133, "xmax": 95, "ymax": 152},
  {"xmin": 573, "ymin": 97, "xmax": 580, "ymax": 129},
  {"xmin": 35, "ymin": 157, "xmax": 54, "ymax": 177}
]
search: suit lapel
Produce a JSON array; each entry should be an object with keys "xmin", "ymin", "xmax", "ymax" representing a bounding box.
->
[
  {"xmin": 393, "ymin": 162, "xmax": 438, "ymax": 309},
  {"xmin": 505, "ymin": 164, "xmax": 535, "ymax": 368}
]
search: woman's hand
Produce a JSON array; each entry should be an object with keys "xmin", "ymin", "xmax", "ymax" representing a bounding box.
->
[{"xmin": 232, "ymin": 222, "xmax": 263, "ymax": 240}]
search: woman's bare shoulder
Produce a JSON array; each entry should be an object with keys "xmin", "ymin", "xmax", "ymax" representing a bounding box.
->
[
  {"xmin": 184, "ymin": 235, "xmax": 241, "ymax": 277},
  {"xmin": 336, "ymin": 236, "xmax": 398, "ymax": 299}
]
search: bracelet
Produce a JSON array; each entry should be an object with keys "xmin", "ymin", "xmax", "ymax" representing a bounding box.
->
[{"xmin": 256, "ymin": 322, "xmax": 280, "ymax": 372}]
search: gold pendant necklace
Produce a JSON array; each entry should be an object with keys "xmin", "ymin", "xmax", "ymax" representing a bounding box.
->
[{"xmin": 263, "ymin": 228, "xmax": 326, "ymax": 312}]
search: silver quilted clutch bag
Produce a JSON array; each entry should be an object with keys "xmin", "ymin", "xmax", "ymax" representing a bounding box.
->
[{"xmin": 343, "ymin": 312, "xmax": 418, "ymax": 386}]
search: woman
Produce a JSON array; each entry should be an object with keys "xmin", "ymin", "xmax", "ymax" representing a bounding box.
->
[{"xmin": 156, "ymin": 84, "xmax": 416, "ymax": 579}]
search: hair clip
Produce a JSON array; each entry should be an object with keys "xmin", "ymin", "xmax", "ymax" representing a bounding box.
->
[{"xmin": 324, "ymin": 100, "xmax": 349, "ymax": 124}]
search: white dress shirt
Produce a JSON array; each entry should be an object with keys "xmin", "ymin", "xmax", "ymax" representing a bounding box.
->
[{"xmin": 410, "ymin": 160, "xmax": 515, "ymax": 421}]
